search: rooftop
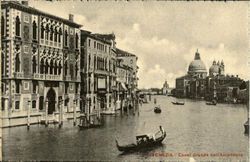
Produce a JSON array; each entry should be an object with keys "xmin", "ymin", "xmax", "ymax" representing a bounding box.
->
[
  {"xmin": 116, "ymin": 48, "xmax": 137, "ymax": 58},
  {"xmin": 1, "ymin": 1, "xmax": 82, "ymax": 28}
]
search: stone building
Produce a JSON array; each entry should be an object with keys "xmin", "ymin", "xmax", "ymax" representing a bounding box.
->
[
  {"xmin": 80, "ymin": 30, "xmax": 117, "ymax": 115},
  {"xmin": 162, "ymin": 80, "xmax": 169, "ymax": 95},
  {"xmin": 209, "ymin": 60, "xmax": 225, "ymax": 76},
  {"xmin": 175, "ymin": 50, "xmax": 207, "ymax": 98},
  {"xmin": 1, "ymin": 1, "xmax": 82, "ymax": 127}
]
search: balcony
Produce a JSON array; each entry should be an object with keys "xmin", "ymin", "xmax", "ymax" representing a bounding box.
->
[
  {"xmin": 45, "ymin": 74, "xmax": 63, "ymax": 81},
  {"xmin": 13, "ymin": 72, "xmax": 24, "ymax": 79}
]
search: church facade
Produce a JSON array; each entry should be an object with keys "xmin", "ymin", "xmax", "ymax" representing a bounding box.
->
[{"xmin": 1, "ymin": 1, "xmax": 82, "ymax": 127}]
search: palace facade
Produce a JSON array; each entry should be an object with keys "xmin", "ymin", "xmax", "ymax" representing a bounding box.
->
[{"xmin": 1, "ymin": 1, "xmax": 82, "ymax": 127}]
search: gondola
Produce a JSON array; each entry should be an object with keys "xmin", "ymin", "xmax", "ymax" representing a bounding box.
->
[
  {"xmin": 154, "ymin": 106, "xmax": 161, "ymax": 113},
  {"xmin": 172, "ymin": 101, "xmax": 185, "ymax": 105},
  {"xmin": 78, "ymin": 116, "xmax": 104, "ymax": 129},
  {"xmin": 115, "ymin": 126, "xmax": 166, "ymax": 152}
]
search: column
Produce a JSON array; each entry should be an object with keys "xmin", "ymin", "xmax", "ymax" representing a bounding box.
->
[
  {"xmin": 73, "ymin": 99, "xmax": 76, "ymax": 126},
  {"xmin": 45, "ymin": 99, "xmax": 48, "ymax": 127}
]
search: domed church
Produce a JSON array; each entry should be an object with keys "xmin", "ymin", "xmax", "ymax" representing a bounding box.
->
[
  {"xmin": 209, "ymin": 60, "xmax": 225, "ymax": 76},
  {"xmin": 187, "ymin": 49, "xmax": 207, "ymax": 78}
]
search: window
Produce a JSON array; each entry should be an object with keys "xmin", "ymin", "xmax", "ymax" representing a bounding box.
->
[
  {"xmin": 1, "ymin": 98, "xmax": 4, "ymax": 110},
  {"xmin": 75, "ymin": 33, "xmax": 79, "ymax": 49},
  {"xmin": 45, "ymin": 60, "xmax": 49, "ymax": 74},
  {"xmin": 15, "ymin": 101, "xmax": 20, "ymax": 110},
  {"xmin": 32, "ymin": 21, "xmax": 37, "ymax": 40},
  {"xmin": 54, "ymin": 61, "xmax": 58, "ymax": 75},
  {"xmin": 64, "ymin": 61, "xmax": 68, "ymax": 76},
  {"xmin": 94, "ymin": 41, "xmax": 96, "ymax": 48},
  {"xmin": 33, "ymin": 81, "xmax": 37, "ymax": 93},
  {"xmin": 65, "ymin": 83, "xmax": 68, "ymax": 94},
  {"xmin": 15, "ymin": 16, "xmax": 20, "ymax": 36},
  {"xmin": 2, "ymin": 52, "xmax": 5, "ymax": 75},
  {"xmin": 88, "ymin": 39, "xmax": 91, "ymax": 47},
  {"xmin": 15, "ymin": 54, "xmax": 20, "ymax": 72},
  {"xmin": 50, "ymin": 26, "xmax": 53, "ymax": 41},
  {"xmin": 65, "ymin": 30, "xmax": 68, "ymax": 46},
  {"xmin": 1, "ymin": 16, "xmax": 5, "ymax": 37},
  {"xmin": 75, "ymin": 62, "xmax": 78, "ymax": 77},
  {"xmin": 24, "ymin": 15, "xmax": 29, "ymax": 23},
  {"xmin": 75, "ymin": 83, "xmax": 78, "ymax": 94},
  {"xmin": 40, "ymin": 58, "xmax": 44, "ymax": 74},
  {"xmin": 45, "ymin": 24, "xmax": 49, "ymax": 40},
  {"xmin": 54, "ymin": 28, "xmax": 57, "ymax": 42},
  {"xmin": 24, "ymin": 81, "xmax": 29, "ymax": 90},
  {"xmin": 50, "ymin": 60, "xmax": 54, "ymax": 74},
  {"xmin": 32, "ymin": 100, "xmax": 36, "ymax": 109},
  {"xmin": 15, "ymin": 80, "xmax": 20, "ymax": 93},
  {"xmin": 58, "ymin": 61, "xmax": 62, "ymax": 75},
  {"xmin": 32, "ymin": 56, "xmax": 37, "ymax": 73},
  {"xmin": 58, "ymin": 28, "xmax": 62, "ymax": 43},
  {"xmin": 41, "ymin": 23, "xmax": 44, "ymax": 39}
]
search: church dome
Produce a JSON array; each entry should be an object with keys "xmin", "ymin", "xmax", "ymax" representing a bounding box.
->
[
  {"xmin": 209, "ymin": 64, "xmax": 219, "ymax": 74},
  {"xmin": 188, "ymin": 50, "xmax": 207, "ymax": 73}
]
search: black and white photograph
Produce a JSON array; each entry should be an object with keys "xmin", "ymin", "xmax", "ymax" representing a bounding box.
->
[{"xmin": 0, "ymin": 0, "xmax": 249, "ymax": 161}]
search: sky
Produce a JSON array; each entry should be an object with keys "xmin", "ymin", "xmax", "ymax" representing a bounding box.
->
[{"xmin": 29, "ymin": 1, "xmax": 249, "ymax": 88}]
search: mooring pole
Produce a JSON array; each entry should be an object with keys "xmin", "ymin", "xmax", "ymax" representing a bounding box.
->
[
  {"xmin": 73, "ymin": 99, "xmax": 77, "ymax": 126},
  {"xmin": 45, "ymin": 99, "xmax": 48, "ymax": 127}
]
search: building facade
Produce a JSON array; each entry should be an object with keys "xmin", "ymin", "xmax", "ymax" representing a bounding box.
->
[
  {"xmin": 80, "ymin": 31, "xmax": 117, "ymax": 115},
  {"xmin": 1, "ymin": 1, "xmax": 81, "ymax": 127}
]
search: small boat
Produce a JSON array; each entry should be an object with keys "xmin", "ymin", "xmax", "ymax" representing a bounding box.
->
[
  {"xmin": 172, "ymin": 101, "xmax": 185, "ymax": 105},
  {"xmin": 244, "ymin": 120, "xmax": 249, "ymax": 134},
  {"xmin": 154, "ymin": 106, "xmax": 161, "ymax": 113},
  {"xmin": 115, "ymin": 126, "xmax": 166, "ymax": 152},
  {"xmin": 206, "ymin": 102, "xmax": 217, "ymax": 105},
  {"xmin": 78, "ymin": 115, "xmax": 104, "ymax": 129}
]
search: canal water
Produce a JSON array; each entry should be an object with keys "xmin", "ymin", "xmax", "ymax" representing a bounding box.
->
[{"xmin": 2, "ymin": 95, "xmax": 249, "ymax": 161}]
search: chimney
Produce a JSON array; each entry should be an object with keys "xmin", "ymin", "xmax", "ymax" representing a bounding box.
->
[
  {"xmin": 69, "ymin": 14, "xmax": 74, "ymax": 22},
  {"xmin": 21, "ymin": 1, "xmax": 28, "ymax": 6}
]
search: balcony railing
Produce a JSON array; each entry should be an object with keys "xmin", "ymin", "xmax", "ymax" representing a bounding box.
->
[{"xmin": 13, "ymin": 72, "xmax": 24, "ymax": 78}]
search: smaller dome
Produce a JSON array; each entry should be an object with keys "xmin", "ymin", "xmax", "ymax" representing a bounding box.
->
[{"xmin": 209, "ymin": 64, "xmax": 219, "ymax": 74}]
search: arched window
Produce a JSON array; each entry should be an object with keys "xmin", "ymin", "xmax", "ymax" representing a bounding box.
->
[
  {"xmin": 65, "ymin": 30, "xmax": 68, "ymax": 46},
  {"xmin": 75, "ymin": 62, "xmax": 78, "ymax": 77},
  {"xmin": 45, "ymin": 24, "xmax": 49, "ymax": 40},
  {"xmin": 54, "ymin": 28, "xmax": 58, "ymax": 42},
  {"xmin": 50, "ymin": 26, "xmax": 53, "ymax": 41},
  {"xmin": 58, "ymin": 61, "xmax": 62, "ymax": 75},
  {"xmin": 1, "ymin": 16, "xmax": 5, "ymax": 37},
  {"xmin": 45, "ymin": 60, "xmax": 49, "ymax": 74},
  {"xmin": 15, "ymin": 54, "xmax": 20, "ymax": 72},
  {"xmin": 54, "ymin": 61, "xmax": 58, "ymax": 75},
  {"xmin": 15, "ymin": 16, "xmax": 20, "ymax": 36},
  {"xmin": 32, "ymin": 21, "xmax": 37, "ymax": 40},
  {"xmin": 58, "ymin": 28, "xmax": 62, "ymax": 43},
  {"xmin": 75, "ymin": 33, "xmax": 79, "ymax": 48},
  {"xmin": 41, "ymin": 23, "xmax": 44, "ymax": 39},
  {"xmin": 64, "ymin": 61, "xmax": 68, "ymax": 76},
  {"xmin": 32, "ymin": 56, "xmax": 37, "ymax": 74},
  {"xmin": 50, "ymin": 60, "xmax": 54, "ymax": 74},
  {"xmin": 40, "ymin": 58, "xmax": 44, "ymax": 74}
]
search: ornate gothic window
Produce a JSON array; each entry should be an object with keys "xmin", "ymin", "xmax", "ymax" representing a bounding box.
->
[
  {"xmin": 1, "ymin": 16, "xmax": 4, "ymax": 37},
  {"xmin": 65, "ymin": 30, "xmax": 68, "ymax": 46},
  {"xmin": 45, "ymin": 60, "xmax": 49, "ymax": 74},
  {"xmin": 33, "ymin": 21, "xmax": 37, "ymax": 40},
  {"xmin": 54, "ymin": 61, "xmax": 58, "ymax": 75},
  {"xmin": 50, "ymin": 26, "xmax": 53, "ymax": 41},
  {"xmin": 58, "ymin": 28, "xmax": 62, "ymax": 43},
  {"xmin": 32, "ymin": 56, "xmax": 37, "ymax": 74},
  {"xmin": 40, "ymin": 58, "xmax": 44, "ymax": 74},
  {"xmin": 50, "ymin": 60, "xmax": 54, "ymax": 74},
  {"xmin": 15, "ymin": 54, "xmax": 20, "ymax": 72},
  {"xmin": 41, "ymin": 23, "xmax": 44, "ymax": 39},
  {"xmin": 15, "ymin": 80, "xmax": 20, "ymax": 93},
  {"xmin": 75, "ymin": 33, "xmax": 79, "ymax": 49},
  {"xmin": 54, "ymin": 28, "xmax": 58, "ymax": 42},
  {"xmin": 15, "ymin": 16, "xmax": 21, "ymax": 36},
  {"xmin": 58, "ymin": 61, "xmax": 62, "ymax": 75},
  {"xmin": 45, "ymin": 24, "xmax": 49, "ymax": 40}
]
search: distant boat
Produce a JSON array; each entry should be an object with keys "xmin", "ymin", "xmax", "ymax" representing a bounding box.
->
[
  {"xmin": 78, "ymin": 115, "xmax": 104, "ymax": 129},
  {"xmin": 172, "ymin": 101, "xmax": 185, "ymax": 105},
  {"xmin": 244, "ymin": 120, "xmax": 249, "ymax": 134},
  {"xmin": 206, "ymin": 102, "xmax": 217, "ymax": 105},
  {"xmin": 154, "ymin": 106, "xmax": 161, "ymax": 113},
  {"xmin": 115, "ymin": 126, "xmax": 166, "ymax": 152},
  {"xmin": 167, "ymin": 94, "xmax": 174, "ymax": 97}
]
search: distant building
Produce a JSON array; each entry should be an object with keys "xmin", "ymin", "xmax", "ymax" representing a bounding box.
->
[{"xmin": 162, "ymin": 81, "xmax": 169, "ymax": 95}]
